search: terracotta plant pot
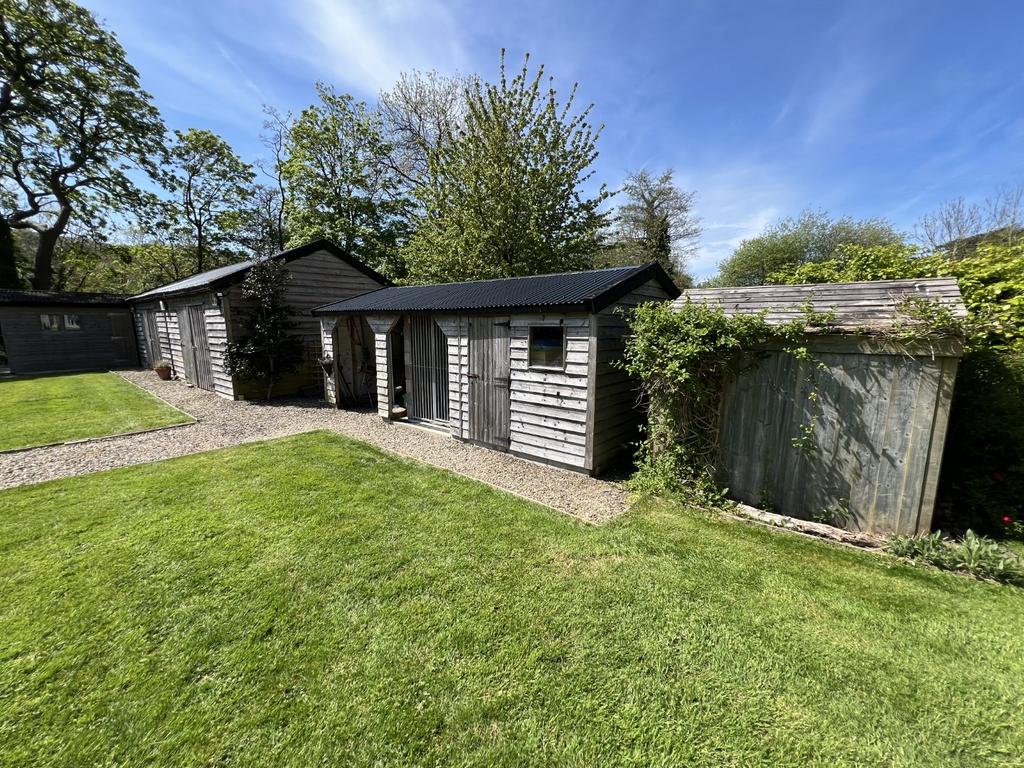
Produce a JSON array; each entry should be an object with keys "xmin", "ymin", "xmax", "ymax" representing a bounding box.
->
[{"xmin": 155, "ymin": 366, "xmax": 172, "ymax": 380}]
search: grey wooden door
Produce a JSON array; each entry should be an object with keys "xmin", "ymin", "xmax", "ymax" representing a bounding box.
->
[
  {"xmin": 142, "ymin": 310, "xmax": 161, "ymax": 366},
  {"xmin": 468, "ymin": 316, "xmax": 510, "ymax": 450},
  {"xmin": 180, "ymin": 305, "xmax": 214, "ymax": 391}
]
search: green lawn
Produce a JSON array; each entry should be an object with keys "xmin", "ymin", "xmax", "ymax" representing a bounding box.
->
[
  {"xmin": 1, "ymin": 432, "xmax": 1022, "ymax": 767},
  {"xmin": 0, "ymin": 372, "xmax": 191, "ymax": 451}
]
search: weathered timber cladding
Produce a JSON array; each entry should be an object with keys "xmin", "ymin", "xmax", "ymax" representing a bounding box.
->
[
  {"xmin": 320, "ymin": 318, "xmax": 337, "ymax": 406},
  {"xmin": 509, "ymin": 314, "xmax": 589, "ymax": 468},
  {"xmin": 0, "ymin": 306, "xmax": 138, "ymax": 375},
  {"xmin": 133, "ymin": 246, "xmax": 386, "ymax": 400},
  {"xmin": 588, "ymin": 278, "xmax": 674, "ymax": 474},
  {"xmin": 366, "ymin": 315, "xmax": 399, "ymax": 419},
  {"xmin": 718, "ymin": 340, "xmax": 959, "ymax": 535},
  {"xmin": 314, "ymin": 262, "xmax": 681, "ymax": 475}
]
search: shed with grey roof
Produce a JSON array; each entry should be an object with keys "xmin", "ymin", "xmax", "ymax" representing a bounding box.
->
[
  {"xmin": 314, "ymin": 263, "xmax": 680, "ymax": 475},
  {"xmin": 128, "ymin": 240, "xmax": 388, "ymax": 399},
  {"xmin": 0, "ymin": 290, "xmax": 137, "ymax": 375},
  {"xmin": 675, "ymin": 277, "xmax": 968, "ymax": 535}
]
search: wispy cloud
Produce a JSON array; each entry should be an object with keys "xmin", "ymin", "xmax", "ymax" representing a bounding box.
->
[
  {"xmin": 685, "ymin": 162, "xmax": 797, "ymax": 280},
  {"xmin": 288, "ymin": 0, "xmax": 470, "ymax": 95},
  {"xmin": 803, "ymin": 60, "xmax": 874, "ymax": 145}
]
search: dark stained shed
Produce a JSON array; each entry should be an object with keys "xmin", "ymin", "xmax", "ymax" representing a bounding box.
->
[
  {"xmin": 313, "ymin": 262, "xmax": 679, "ymax": 315},
  {"xmin": 130, "ymin": 239, "xmax": 390, "ymax": 301},
  {"xmin": 0, "ymin": 289, "xmax": 127, "ymax": 307}
]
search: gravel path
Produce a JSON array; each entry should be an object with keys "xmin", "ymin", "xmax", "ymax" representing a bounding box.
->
[{"xmin": 0, "ymin": 370, "xmax": 629, "ymax": 523}]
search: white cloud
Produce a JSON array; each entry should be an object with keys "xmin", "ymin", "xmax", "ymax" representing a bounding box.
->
[
  {"xmin": 288, "ymin": 0, "xmax": 470, "ymax": 95},
  {"xmin": 686, "ymin": 162, "xmax": 796, "ymax": 280}
]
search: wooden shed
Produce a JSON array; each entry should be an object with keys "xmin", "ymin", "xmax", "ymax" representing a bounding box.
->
[
  {"xmin": 314, "ymin": 263, "xmax": 679, "ymax": 475},
  {"xmin": 0, "ymin": 290, "xmax": 137, "ymax": 375},
  {"xmin": 128, "ymin": 240, "xmax": 387, "ymax": 399},
  {"xmin": 678, "ymin": 278, "xmax": 968, "ymax": 535}
]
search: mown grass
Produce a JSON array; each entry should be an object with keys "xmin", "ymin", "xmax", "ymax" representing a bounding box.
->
[
  {"xmin": 0, "ymin": 372, "xmax": 191, "ymax": 451},
  {"xmin": 1, "ymin": 431, "xmax": 1022, "ymax": 767}
]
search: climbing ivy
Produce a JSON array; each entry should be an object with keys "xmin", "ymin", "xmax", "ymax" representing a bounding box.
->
[{"xmin": 619, "ymin": 300, "xmax": 830, "ymax": 502}]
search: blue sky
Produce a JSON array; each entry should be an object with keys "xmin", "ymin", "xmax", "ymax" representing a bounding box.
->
[{"xmin": 83, "ymin": 0, "xmax": 1024, "ymax": 279}]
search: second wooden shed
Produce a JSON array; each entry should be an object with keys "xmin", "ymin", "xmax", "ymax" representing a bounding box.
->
[
  {"xmin": 128, "ymin": 240, "xmax": 387, "ymax": 399},
  {"xmin": 314, "ymin": 263, "xmax": 679, "ymax": 475}
]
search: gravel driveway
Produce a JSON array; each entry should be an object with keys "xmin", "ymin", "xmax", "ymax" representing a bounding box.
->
[{"xmin": 0, "ymin": 370, "xmax": 628, "ymax": 523}]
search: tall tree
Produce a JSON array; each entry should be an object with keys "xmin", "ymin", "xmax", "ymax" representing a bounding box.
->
[
  {"xmin": 378, "ymin": 69, "xmax": 467, "ymax": 191},
  {"xmin": 403, "ymin": 52, "xmax": 610, "ymax": 283},
  {"xmin": 0, "ymin": 0, "xmax": 165, "ymax": 289},
  {"xmin": 255, "ymin": 106, "xmax": 292, "ymax": 252},
  {"xmin": 281, "ymin": 83, "xmax": 409, "ymax": 280},
  {"xmin": 714, "ymin": 210, "xmax": 903, "ymax": 286},
  {"xmin": 599, "ymin": 169, "xmax": 700, "ymax": 286},
  {"xmin": 162, "ymin": 128, "xmax": 254, "ymax": 274},
  {"xmin": 915, "ymin": 185, "xmax": 1023, "ymax": 257},
  {"xmin": 226, "ymin": 184, "xmax": 286, "ymax": 259}
]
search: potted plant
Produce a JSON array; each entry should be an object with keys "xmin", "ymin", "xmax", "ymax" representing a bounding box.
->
[{"xmin": 153, "ymin": 359, "xmax": 172, "ymax": 380}]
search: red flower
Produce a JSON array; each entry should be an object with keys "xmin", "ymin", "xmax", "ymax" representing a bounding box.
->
[
  {"xmin": 1003, "ymin": 515, "xmax": 1013, "ymax": 524},
  {"xmin": 993, "ymin": 472, "xmax": 1006, "ymax": 482}
]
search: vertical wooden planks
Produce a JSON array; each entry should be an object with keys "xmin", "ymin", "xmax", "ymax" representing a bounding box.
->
[
  {"xmin": 468, "ymin": 315, "xmax": 511, "ymax": 450},
  {"xmin": 715, "ymin": 339, "xmax": 962, "ymax": 535}
]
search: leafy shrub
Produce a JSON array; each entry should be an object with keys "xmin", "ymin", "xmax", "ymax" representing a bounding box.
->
[
  {"xmin": 886, "ymin": 530, "xmax": 1024, "ymax": 586},
  {"xmin": 620, "ymin": 300, "xmax": 824, "ymax": 505}
]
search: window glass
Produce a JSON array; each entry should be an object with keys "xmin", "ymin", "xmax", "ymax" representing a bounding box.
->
[
  {"xmin": 529, "ymin": 326, "xmax": 564, "ymax": 368},
  {"xmin": 40, "ymin": 314, "xmax": 61, "ymax": 331},
  {"xmin": 63, "ymin": 314, "xmax": 81, "ymax": 330}
]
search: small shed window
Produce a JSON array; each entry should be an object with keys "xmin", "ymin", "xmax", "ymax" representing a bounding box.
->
[
  {"xmin": 529, "ymin": 326, "xmax": 565, "ymax": 368},
  {"xmin": 40, "ymin": 314, "xmax": 61, "ymax": 331},
  {"xmin": 63, "ymin": 314, "xmax": 81, "ymax": 330}
]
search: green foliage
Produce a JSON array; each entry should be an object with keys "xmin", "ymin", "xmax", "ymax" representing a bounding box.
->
[
  {"xmin": 620, "ymin": 301, "xmax": 821, "ymax": 503},
  {"xmin": 282, "ymin": 83, "xmax": 409, "ymax": 280},
  {"xmin": 0, "ymin": 0, "xmax": 165, "ymax": 289},
  {"xmin": 402, "ymin": 52, "xmax": 610, "ymax": 283},
  {"xmin": 161, "ymin": 128, "xmax": 255, "ymax": 274},
  {"xmin": 714, "ymin": 210, "xmax": 903, "ymax": 287},
  {"xmin": 771, "ymin": 241, "xmax": 1024, "ymax": 539},
  {"xmin": 887, "ymin": 530, "xmax": 1024, "ymax": 586},
  {"xmin": 598, "ymin": 169, "xmax": 699, "ymax": 286},
  {"xmin": 223, "ymin": 259, "xmax": 304, "ymax": 399}
]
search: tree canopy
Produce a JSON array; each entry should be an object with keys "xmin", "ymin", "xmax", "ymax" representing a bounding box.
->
[
  {"xmin": 713, "ymin": 210, "xmax": 903, "ymax": 287},
  {"xmin": 402, "ymin": 52, "xmax": 610, "ymax": 283},
  {"xmin": 0, "ymin": 0, "xmax": 165, "ymax": 289},
  {"xmin": 598, "ymin": 169, "xmax": 700, "ymax": 286},
  {"xmin": 161, "ymin": 128, "xmax": 254, "ymax": 274},
  {"xmin": 281, "ymin": 83, "xmax": 410, "ymax": 281}
]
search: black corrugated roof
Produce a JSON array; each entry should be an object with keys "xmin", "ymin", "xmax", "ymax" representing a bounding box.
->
[
  {"xmin": 129, "ymin": 239, "xmax": 389, "ymax": 301},
  {"xmin": 313, "ymin": 262, "xmax": 679, "ymax": 315},
  {"xmin": 0, "ymin": 289, "xmax": 128, "ymax": 307}
]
